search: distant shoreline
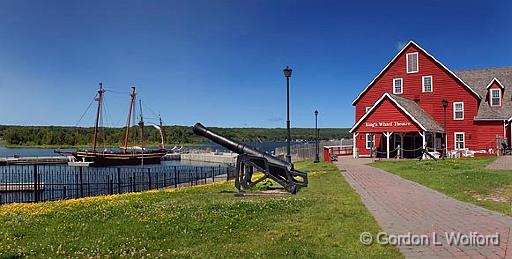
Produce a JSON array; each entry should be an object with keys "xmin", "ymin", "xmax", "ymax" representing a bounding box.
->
[{"xmin": 1, "ymin": 143, "xmax": 199, "ymax": 149}]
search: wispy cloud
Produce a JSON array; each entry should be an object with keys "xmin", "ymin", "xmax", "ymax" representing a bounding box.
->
[{"xmin": 396, "ymin": 41, "xmax": 407, "ymax": 51}]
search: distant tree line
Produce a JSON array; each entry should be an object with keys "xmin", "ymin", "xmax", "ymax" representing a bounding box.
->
[{"xmin": 0, "ymin": 125, "xmax": 350, "ymax": 147}]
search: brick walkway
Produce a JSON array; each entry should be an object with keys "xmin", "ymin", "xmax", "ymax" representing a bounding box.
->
[
  {"xmin": 486, "ymin": 156, "xmax": 512, "ymax": 170},
  {"xmin": 336, "ymin": 157, "xmax": 512, "ymax": 258}
]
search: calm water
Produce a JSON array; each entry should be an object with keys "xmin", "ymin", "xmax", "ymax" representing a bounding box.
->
[{"xmin": 0, "ymin": 141, "xmax": 298, "ymax": 158}]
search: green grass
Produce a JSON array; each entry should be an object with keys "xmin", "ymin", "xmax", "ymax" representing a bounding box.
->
[
  {"xmin": 371, "ymin": 157, "xmax": 512, "ymax": 216},
  {"xmin": 0, "ymin": 161, "xmax": 400, "ymax": 258}
]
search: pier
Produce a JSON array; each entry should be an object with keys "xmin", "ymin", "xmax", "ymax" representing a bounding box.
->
[
  {"xmin": 180, "ymin": 152, "xmax": 237, "ymax": 164},
  {"xmin": 0, "ymin": 156, "xmax": 74, "ymax": 165}
]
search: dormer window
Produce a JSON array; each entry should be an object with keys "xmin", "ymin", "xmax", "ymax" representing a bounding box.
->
[
  {"xmin": 393, "ymin": 78, "xmax": 403, "ymax": 94},
  {"xmin": 486, "ymin": 78, "xmax": 504, "ymax": 107},
  {"xmin": 406, "ymin": 52, "xmax": 418, "ymax": 73},
  {"xmin": 490, "ymin": 89, "xmax": 501, "ymax": 106}
]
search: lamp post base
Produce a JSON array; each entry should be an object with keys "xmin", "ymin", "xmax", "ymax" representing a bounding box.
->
[{"xmin": 314, "ymin": 154, "xmax": 320, "ymax": 163}]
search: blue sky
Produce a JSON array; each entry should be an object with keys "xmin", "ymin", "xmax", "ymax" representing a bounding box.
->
[{"xmin": 0, "ymin": 0, "xmax": 510, "ymax": 128}]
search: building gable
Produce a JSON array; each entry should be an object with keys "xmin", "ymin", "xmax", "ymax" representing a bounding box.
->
[
  {"xmin": 352, "ymin": 41, "xmax": 481, "ymax": 106},
  {"xmin": 350, "ymin": 93, "xmax": 444, "ymax": 133}
]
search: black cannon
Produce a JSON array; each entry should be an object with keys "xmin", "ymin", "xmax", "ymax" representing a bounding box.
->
[{"xmin": 192, "ymin": 123, "xmax": 308, "ymax": 194}]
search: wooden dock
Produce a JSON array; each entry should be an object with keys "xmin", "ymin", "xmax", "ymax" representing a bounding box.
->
[{"xmin": 0, "ymin": 156, "xmax": 74, "ymax": 165}]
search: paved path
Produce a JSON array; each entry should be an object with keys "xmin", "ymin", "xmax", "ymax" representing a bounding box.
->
[
  {"xmin": 336, "ymin": 157, "xmax": 512, "ymax": 258},
  {"xmin": 486, "ymin": 156, "xmax": 512, "ymax": 170}
]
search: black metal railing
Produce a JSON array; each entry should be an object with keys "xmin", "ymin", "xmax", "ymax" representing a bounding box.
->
[{"xmin": 0, "ymin": 164, "xmax": 236, "ymax": 205}]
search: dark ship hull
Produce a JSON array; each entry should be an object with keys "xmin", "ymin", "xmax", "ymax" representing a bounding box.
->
[{"xmin": 73, "ymin": 149, "xmax": 167, "ymax": 167}]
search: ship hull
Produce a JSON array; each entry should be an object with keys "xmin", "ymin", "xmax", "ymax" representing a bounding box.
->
[{"xmin": 73, "ymin": 150, "xmax": 167, "ymax": 167}]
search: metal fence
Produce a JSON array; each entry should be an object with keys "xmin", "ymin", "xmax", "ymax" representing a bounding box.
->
[
  {"xmin": 0, "ymin": 164, "xmax": 236, "ymax": 205},
  {"xmin": 274, "ymin": 140, "xmax": 352, "ymax": 162}
]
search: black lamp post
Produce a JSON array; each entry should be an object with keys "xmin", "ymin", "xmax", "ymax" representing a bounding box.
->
[
  {"xmin": 442, "ymin": 99, "xmax": 448, "ymax": 158},
  {"xmin": 283, "ymin": 66, "xmax": 293, "ymax": 163},
  {"xmin": 314, "ymin": 110, "xmax": 320, "ymax": 163}
]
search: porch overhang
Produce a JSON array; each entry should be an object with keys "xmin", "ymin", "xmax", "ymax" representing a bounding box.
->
[{"xmin": 350, "ymin": 93, "xmax": 445, "ymax": 134}]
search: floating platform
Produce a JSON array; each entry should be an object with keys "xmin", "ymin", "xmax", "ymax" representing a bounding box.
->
[
  {"xmin": 180, "ymin": 152, "xmax": 237, "ymax": 164},
  {"xmin": 0, "ymin": 156, "xmax": 74, "ymax": 165}
]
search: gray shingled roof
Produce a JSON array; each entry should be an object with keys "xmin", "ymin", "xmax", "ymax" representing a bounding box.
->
[
  {"xmin": 454, "ymin": 67, "xmax": 512, "ymax": 120},
  {"xmin": 389, "ymin": 94, "xmax": 445, "ymax": 132}
]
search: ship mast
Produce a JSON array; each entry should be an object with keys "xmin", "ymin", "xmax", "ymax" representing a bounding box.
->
[
  {"xmin": 159, "ymin": 114, "xmax": 165, "ymax": 149},
  {"xmin": 123, "ymin": 87, "xmax": 137, "ymax": 153},
  {"xmin": 138, "ymin": 99, "xmax": 145, "ymax": 150},
  {"xmin": 92, "ymin": 82, "xmax": 105, "ymax": 151}
]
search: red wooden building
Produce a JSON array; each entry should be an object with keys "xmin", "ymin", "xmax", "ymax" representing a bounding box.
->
[{"xmin": 350, "ymin": 41, "xmax": 512, "ymax": 158}]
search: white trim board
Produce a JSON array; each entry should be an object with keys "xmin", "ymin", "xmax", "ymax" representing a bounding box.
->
[
  {"xmin": 453, "ymin": 102, "xmax": 464, "ymax": 120},
  {"xmin": 349, "ymin": 93, "xmax": 427, "ymax": 133},
  {"xmin": 406, "ymin": 52, "xmax": 419, "ymax": 73},
  {"xmin": 490, "ymin": 88, "xmax": 501, "ymax": 107},
  {"xmin": 485, "ymin": 77, "xmax": 505, "ymax": 89},
  {"xmin": 454, "ymin": 132, "xmax": 465, "ymax": 150},
  {"xmin": 352, "ymin": 41, "xmax": 482, "ymax": 105},
  {"xmin": 422, "ymin": 75, "xmax": 433, "ymax": 92}
]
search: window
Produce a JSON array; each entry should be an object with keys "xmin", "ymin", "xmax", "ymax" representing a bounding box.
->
[
  {"xmin": 406, "ymin": 52, "xmax": 419, "ymax": 73},
  {"xmin": 393, "ymin": 78, "xmax": 403, "ymax": 94},
  {"xmin": 365, "ymin": 106, "xmax": 372, "ymax": 113},
  {"xmin": 365, "ymin": 133, "xmax": 374, "ymax": 149},
  {"xmin": 490, "ymin": 89, "xmax": 501, "ymax": 106},
  {"xmin": 454, "ymin": 132, "xmax": 465, "ymax": 150},
  {"xmin": 453, "ymin": 102, "xmax": 464, "ymax": 120},
  {"xmin": 422, "ymin": 76, "xmax": 432, "ymax": 92}
]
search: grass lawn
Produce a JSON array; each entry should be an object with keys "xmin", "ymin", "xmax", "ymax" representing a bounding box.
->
[
  {"xmin": 0, "ymin": 161, "xmax": 400, "ymax": 258},
  {"xmin": 371, "ymin": 157, "xmax": 512, "ymax": 216}
]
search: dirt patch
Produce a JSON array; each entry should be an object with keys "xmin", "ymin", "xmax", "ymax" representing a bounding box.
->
[{"xmin": 468, "ymin": 185, "xmax": 512, "ymax": 203}]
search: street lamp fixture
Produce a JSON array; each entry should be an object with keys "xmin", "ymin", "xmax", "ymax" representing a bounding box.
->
[
  {"xmin": 283, "ymin": 66, "xmax": 292, "ymax": 163},
  {"xmin": 314, "ymin": 110, "xmax": 320, "ymax": 163},
  {"xmin": 442, "ymin": 99, "xmax": 449, "ymax": 158},
  {"xmin": 283, "ymin": 66, "xmax": 293, "ymax": 163}
]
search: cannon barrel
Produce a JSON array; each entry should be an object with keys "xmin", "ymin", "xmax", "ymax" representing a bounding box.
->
[{"xmin": 193, "ymin": 123, "xmax": 293, "ymax": 169}]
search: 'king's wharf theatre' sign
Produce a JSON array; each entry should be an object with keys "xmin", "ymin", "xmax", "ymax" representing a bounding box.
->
[{"xmin": 365, "ymin": 121, "xmax": 413, "ymax": 128}]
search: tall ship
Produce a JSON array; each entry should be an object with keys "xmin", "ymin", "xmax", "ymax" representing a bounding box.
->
[{"xmin": 60, "ymin": 83, "xmax": 167, "ymax": 167}]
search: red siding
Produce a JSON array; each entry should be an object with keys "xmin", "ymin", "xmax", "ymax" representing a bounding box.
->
[
  {"xmin": 353, "ymin": 98, "xmax": 421, "ymax": 133},
  {"xmin": 474, "ymin": 121, "xmax": 504, "ymax": 151},
  {"xmin": 353, "ymin": 43, "xmax": 482, "ymax": 151}
]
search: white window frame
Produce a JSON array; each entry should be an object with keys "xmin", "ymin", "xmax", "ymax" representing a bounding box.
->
[
  {"xmin": 365, "ymin": 133, "xmax": 374, "ymax": 150},
  {"xmin": 490, "ymin": 88, "xmax": 501, "ymax": 107},
  {"xmin": 453, "ymin": 102, "xmax": 464, "ymax": 120},
  {"xmin": 422, "ymin": 75, "xmax": 433, "ymax": 92},
  {"xmin": 365, "ymin": 106, "xmax": 372, "ymax": 113},
  {"xmin": 406, "ymin": 52, "xmax": 419, "ymax": 73},
  {"xmin": 393, "ymin": 78, "xmax": 403, "ymax": 94},
  {"xmin": 454, "ymin": 132, "xmax": 465, "ymax": 150}
]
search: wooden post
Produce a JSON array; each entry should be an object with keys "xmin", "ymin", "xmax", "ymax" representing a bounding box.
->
[
  {"xmin": 419, "ymin": 131, "xmax": 426, "ymax": 159},
  {"xmin": 383, "ymin": 132, "xmax": 392, "ymax": 159},
  {"xmin": 352, "ymin": 133, "xmax": 359, "ymax": 158}
]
